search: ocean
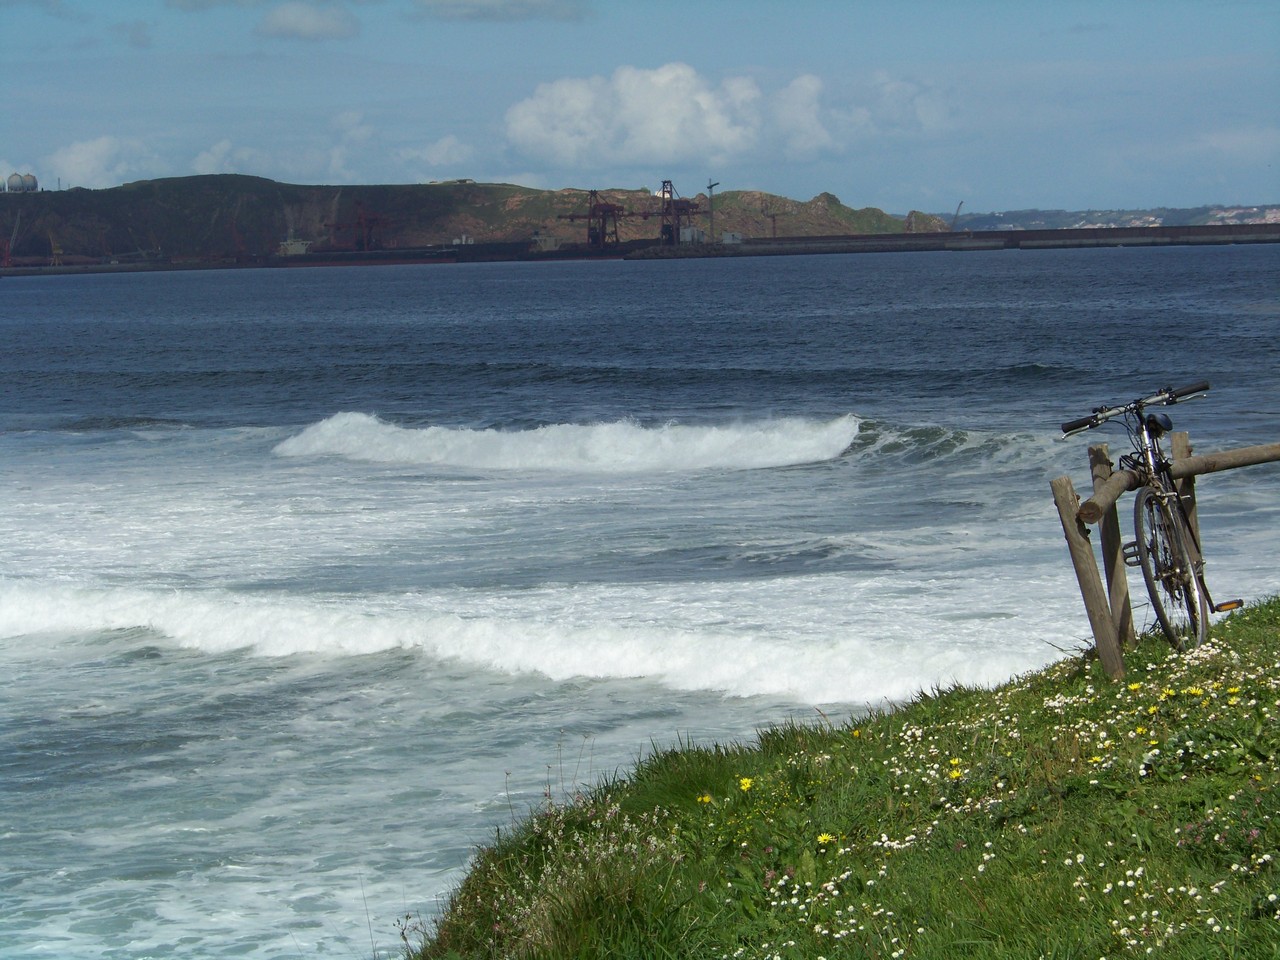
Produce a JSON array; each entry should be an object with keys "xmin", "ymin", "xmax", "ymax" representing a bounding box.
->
[{"xmin": 2, "ymin": 245, "xmax": 1277, "ymax": 958}]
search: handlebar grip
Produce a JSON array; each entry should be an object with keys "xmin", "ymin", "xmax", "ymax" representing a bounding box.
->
[
  {"xmin": 1169, "ymin": 380, "xmax": 1209, "ymax": 400},
  {"xmin": 1061, "ymin": 415, "xmax": 1095, "ymax": 434}
]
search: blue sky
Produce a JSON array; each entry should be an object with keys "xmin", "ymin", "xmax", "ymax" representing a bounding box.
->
[{"xmin": 3, "ymin": 0, "xmax": 1277, "ymax": 213}]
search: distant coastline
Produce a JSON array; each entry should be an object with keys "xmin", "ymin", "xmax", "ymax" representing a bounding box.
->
[
  {"xmin": 2, "ymin": 174, "xmax": 1277, "ymax": 276},
  {"xmin": 3, "ymin": 222, "xmax": 1278, "ymax": 277}
]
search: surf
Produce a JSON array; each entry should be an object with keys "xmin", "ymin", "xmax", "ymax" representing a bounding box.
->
[{"xmin": 273, "ymin": 413, "xmax": 861, "ymax": 472}]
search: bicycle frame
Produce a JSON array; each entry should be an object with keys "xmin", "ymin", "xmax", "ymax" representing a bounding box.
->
[{"xmin": 1061, "ymin": 381, "xmax": 1241, "ymax": 642}]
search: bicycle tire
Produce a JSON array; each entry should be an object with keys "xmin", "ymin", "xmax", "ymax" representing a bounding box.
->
[{"xmin": 1133, "ymin": 485, "xmax": 1208, "ymax": 650}]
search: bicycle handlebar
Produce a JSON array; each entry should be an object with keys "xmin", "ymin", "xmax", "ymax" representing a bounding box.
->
[
  {"xmin": 1060, "ymin": 380, "xmax": 1210, "ymax": 436},
  {"xmin": 1168, "ymin": 379, "xmax": 1210, "ymax": 400},
  {"xmin": 1061, "ymin": 414, "xmax": 1097, "ymax": 434}
]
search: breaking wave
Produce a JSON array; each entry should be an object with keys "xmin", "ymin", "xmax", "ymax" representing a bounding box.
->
[{"xmin": 273, "ymin": 413, "xmax": 861, "ymax": 472}]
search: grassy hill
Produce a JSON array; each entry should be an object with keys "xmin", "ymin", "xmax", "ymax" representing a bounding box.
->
[
  {"xmin": 409, "ymin": 598, "xmax": 1280, "ymax": 959},
  {"xmin": 0, "ymin": 176, "xmax": 915, "ymax": 265}
]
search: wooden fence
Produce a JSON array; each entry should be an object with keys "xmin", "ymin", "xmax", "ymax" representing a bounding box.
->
[{"xmin": 1051, "ymin": 435, "xmax": 1280, "ymax": 679}]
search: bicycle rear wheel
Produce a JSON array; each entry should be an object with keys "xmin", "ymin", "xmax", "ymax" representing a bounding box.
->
[{"xmin": 1133, "ymin": 485, "xmax": 1208, "ymax": 650}]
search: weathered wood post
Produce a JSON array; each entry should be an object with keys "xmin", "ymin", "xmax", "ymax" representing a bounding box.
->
[
  {"xmin": 1171, "ymin": 432, "xmax": 1200, "ymax": 549},
  {"xmin": 1050, "ymin": 475, "xmax": 1125, "ymax": 679},
  {"xmin": 1088, "ymin": 445, "xmax": 1136, "ymax": 649}
]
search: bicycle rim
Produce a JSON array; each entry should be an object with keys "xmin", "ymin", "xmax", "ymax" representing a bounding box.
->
[{"xmin": 1134, "ymin": 486, "xmax": 1208, "ymax": 650}]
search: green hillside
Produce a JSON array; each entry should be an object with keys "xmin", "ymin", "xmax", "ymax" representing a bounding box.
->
[
  {"xmin": 411, "ymin": 598, "xmax": 1280, "ymax": 959},
  {"xmin": 0, "ymin": 175, "xmax": 911, "ymax": 265}
]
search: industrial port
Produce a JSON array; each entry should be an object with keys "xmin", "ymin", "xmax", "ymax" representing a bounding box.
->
[{"xmin": 2, "ymin": 172, "xmax": 1277, "ymax": 275}]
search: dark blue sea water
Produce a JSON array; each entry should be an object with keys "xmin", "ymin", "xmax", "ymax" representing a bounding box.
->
[{"xmin": 2, "ymin": 245, "xmax": 1277, "ymax": 957}]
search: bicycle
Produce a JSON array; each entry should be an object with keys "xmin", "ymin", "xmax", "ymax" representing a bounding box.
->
[{"xmin": 1061, "ymin": 380, "xmax": 1241, "ymax": 650}]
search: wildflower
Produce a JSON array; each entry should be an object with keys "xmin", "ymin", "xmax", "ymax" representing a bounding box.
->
[
  {"xmin": 949, "ymin": 769, "xmax": 963, "ymax": 780},
  {"xmin": 739, "ymin": 777, "xmax": 754, "ymax": 792},
  {"xmin": 697, "ymin": 793, "xmax": 712, "ymax": 804}
]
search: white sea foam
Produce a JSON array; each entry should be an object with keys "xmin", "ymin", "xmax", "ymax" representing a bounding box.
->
[
  {"xmin": 0, "ymin": 576, "xmax": 1067, "ymax": 704},
  {"xmin": 273, "ymin": 413, "xmax": 861, "ymax": 472}
]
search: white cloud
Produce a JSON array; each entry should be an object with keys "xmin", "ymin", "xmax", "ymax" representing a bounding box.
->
[
  {"xmin": 1187, "ymin": 126, "xmax": 1280, "ymax": 162},
  {"xmin": 324, "ymin": 111, "xmax": 376, "ymax": 179},
  {"xmin": 191, "ymin": 138, "xmax": 270, "ymax": 175},
  {"xmin": 396, "ymin": 134, "xmax": 474, "ymax": 167},
  {"xmin": 255, "ymin": 1, "xmax": 359, "ymax": 40},
  {"xmin": 413, "ymin": 0, "xmax": 588, "ymax": 21},
  {"xmin": 770, "ymin": 74, "xmax": 834, "ymax": 158},
  {"xmin": 863, "ymin": 71, "xmax": 951, "ymax": 136},
  {"xmin": 45, "ymin": 136, "xmax": 159, "ymax": 189},
  {"xmin": 506, "ymin": 63, "xmax": 761, "ymax": 169}
]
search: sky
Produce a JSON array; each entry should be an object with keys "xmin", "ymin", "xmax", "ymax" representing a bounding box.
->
[{"xmin": 2, "ymin": 0, "xmax": 1277, "ymax": 214}]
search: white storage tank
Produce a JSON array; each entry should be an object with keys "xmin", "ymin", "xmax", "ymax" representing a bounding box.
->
[
  {"xmin": 6, "ymin": 173, "xmax": 23, "ymax": 193},
  {"xmin": 21, "ymin": 173, "xmax": 37, "ymax": 192}
]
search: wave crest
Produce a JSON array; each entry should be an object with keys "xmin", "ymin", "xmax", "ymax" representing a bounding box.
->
[{"xmin": 273, "ymin": 413, "xmax": 860, "ymax": 472}]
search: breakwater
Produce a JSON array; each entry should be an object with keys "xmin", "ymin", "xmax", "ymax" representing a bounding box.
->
[
  {"xmin": 627, "ymin": 221, "xmax": 1280, "ymax": 258},
  {"xmin": 3, "ymin": 222, "xmax": 1276, "ymax": 275}
]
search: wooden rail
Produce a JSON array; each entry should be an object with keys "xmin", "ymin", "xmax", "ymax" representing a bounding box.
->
[
  {"xmin": 1077, "ymin": 442, "xmax": 1280, "ymax": 524},
  {"xmin": 1051, "ymin": 435, "xmax": 1279, "ymax": 680}
]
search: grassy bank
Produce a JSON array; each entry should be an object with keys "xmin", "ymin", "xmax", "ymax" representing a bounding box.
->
[{"xmin": 408, "ymin": 598, "xmax": 1280, "ymax": 959}]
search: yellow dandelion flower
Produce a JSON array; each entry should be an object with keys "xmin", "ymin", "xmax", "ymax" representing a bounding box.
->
[
  {"xmin": 738, "ymin": 777, "xmax": 754, "ymax": 792},
  {"xmin": 697, "ymin": 793, "xmax": 712, "ymax": 804},
  {"xmin": 1127, "ymin": 682, "xmax": 1143, "ymax": 691},
  {"xmin": 949, "ymin": 758, "xmax": 961, "ymax": 766},
  {"xmin": 817, "ymin": 832, "xmax": 836, "ymax": 845},
  {"xmin": 949, "ymin": 769, "xmax": 963, "ymax": 780}
]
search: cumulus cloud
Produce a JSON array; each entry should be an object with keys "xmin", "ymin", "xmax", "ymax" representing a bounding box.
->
[
  {"xmin": 1187, "ymin": 125, "xmax": 1280, "ymax": 161},
  {"xmin": 413, "ymin": 0, "xmax": 589, "ymax": 21},
  {"xmin": 46, "ymin": 136, "xmax": 159, "ymax": 189},
  {"xmin": 506, "ymin": 63, "xmax": 760, "ymax": 168},
  {"xmin": 396, "ymin": 134, "xmax": 474, "ymax": 167},
  {"xmin": 770, "ymin": 74, "xmax": 834, "ymax": 158},
  {"xmin": 861, "ymin": 71, "xmax": 950, "ymax": 136},
  {"xmin": 255, "ymin": 1, "xmax": 359, "ymax": 39},
  {"xmin": 192, "ymin": 138, "xmax": 270, "ymax": 175},
  {"xmin": 503, "ymin": 61, "xmax": 958, "ymax": 179},
  {"xmin": 323, "ymin": 110, "xmax": 376, "ymax": 179}
]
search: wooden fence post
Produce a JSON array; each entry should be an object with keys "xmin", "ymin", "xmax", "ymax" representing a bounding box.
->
[
  {"xmin": 1088, "ymin": 445, "xmax": 1136, "ymax": 649},
  {"xmin": 1051, "ymin": 475, "xmax": 1125, "ymax": 679},
  {"xmin": 1171, "ymin": 432, "xmax": 1200, "ymax": 549}
]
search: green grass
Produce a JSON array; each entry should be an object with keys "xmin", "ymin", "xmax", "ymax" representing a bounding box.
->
[{"xmin": 406, "ymin": 598, "xmax": 1280, "ymax": 959}]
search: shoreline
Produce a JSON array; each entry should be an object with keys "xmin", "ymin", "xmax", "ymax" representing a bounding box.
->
[{"xmin": 3, "ymin": 223, "xmax": 1277, "ymax": 277}]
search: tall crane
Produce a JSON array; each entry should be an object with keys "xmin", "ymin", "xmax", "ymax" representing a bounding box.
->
[
  {"xmin": 557, "ymin": 190, "xmax": 633, "ymax": 246},
  {"xmin": 657, "ymin": 180, "xmax": 700, "ymax": 244}
]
